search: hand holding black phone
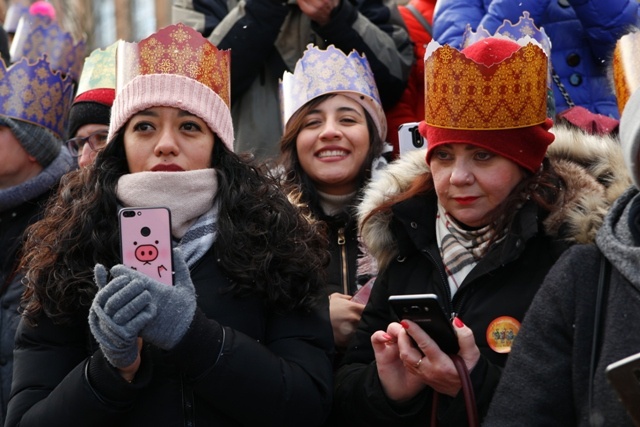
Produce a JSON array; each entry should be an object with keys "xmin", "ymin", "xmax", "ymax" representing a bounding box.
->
[{"xmin": 389, "ymin": 294, "xmax": 459, "ymax": 354}]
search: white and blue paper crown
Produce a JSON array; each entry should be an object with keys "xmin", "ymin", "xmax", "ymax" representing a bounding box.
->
[{"xmin": 280, "ymin": 44, "xmax": 386, "ymax": 139}]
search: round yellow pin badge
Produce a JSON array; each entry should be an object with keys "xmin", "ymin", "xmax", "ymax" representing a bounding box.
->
[{"xmin": 486, "ymin": 316, "xmax": 521, "ymax": 354}]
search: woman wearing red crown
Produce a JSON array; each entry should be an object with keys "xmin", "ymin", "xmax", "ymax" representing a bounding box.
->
[
  {"xmin": 5, "ymin": 24, "xmax": 333, "ymax": 427},
  {"xmin": 331, "ymin": 36, "xmax": 630, "ymax": 426}
]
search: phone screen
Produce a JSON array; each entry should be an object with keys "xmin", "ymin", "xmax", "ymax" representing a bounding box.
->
[
  {"xmin": 389, "ymin": 294, "xmax": 459, "ymax": 354},
  {"xmin": 119, "ymin": 207, "xmax": 174, "ymax": 286}
]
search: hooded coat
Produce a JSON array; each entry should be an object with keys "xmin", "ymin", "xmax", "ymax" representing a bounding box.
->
[{"xmin": 332, "ymin": 124, "xmax": 630, "ymax": 426}]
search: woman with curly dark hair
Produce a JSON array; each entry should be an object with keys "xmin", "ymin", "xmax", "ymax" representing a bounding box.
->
[{"xmin": 5, "ymin": 24, "xmax": 333, "ymax": 427}]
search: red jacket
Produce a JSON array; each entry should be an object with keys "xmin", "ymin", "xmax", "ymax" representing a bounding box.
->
[{"xmin": 385, "ymin": 0, "xmax": 436, "ymax": 158}]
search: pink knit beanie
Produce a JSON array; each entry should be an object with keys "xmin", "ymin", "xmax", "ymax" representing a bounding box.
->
[
  {"xmin": 107, "ymin": 24, "xmax": 234, "ymax": 152},
  {"xmin": 108, "ymin": 74, "xmax": 234, "ymax": 152}
]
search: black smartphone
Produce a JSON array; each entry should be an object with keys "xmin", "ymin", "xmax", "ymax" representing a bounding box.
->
[
  {"xmin": 606, "ymin": 351, "xmax": 640, "ymax": 425},
  {"xmin": 388, "ymin": 293, "xmax": 459, "ymax": 354}
]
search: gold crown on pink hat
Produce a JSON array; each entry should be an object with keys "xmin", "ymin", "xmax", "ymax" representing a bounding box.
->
[
  {"xmin": 109, "ymin": 24, "xmax": 234, "ymax": 151},
  {"xmin": 0, "ymin": 55, "xmax": 75, "ymax": 138},
  {"xmin": 115, "ymin": 23, "xmax": 230, "ymax": 107}
]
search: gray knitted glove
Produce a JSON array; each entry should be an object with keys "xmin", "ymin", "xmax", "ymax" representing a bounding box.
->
[
  {"xmin": 89, "ymin": 264, "xmax": 157, "ymax": 368},
  {"xmin": 109, "ymin": 247, "xmax": 197, "ymax": 350}
]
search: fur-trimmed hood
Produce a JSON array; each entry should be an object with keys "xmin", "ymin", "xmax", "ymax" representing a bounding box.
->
[{"xmin": 358, "ymin": 124, "xmax": 631, "ymax": 271}]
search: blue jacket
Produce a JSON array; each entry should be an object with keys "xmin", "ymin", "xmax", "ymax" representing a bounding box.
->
[{"xmin": 433, "ymin": 0, "xmax": 638, "ymax": 119}]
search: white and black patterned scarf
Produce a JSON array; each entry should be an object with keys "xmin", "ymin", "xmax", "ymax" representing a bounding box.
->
[{"xmin": 435, "ymin": 203, "xmax": 502, "ymax": 297}]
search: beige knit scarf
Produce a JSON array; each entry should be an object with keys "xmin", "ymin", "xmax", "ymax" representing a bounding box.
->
[{"xmin": 116, "ymin": 169, "xmax": 217, "ymax": 239}]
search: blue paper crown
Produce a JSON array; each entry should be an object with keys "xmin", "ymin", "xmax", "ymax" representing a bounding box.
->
[
  {"xmin": 10, "ymin": 14, "xmax": 86, "ymax": 82},
  {"xmin": 0, "ymin": 55, "xmax": 75, "ymax": 138},
  {"xmin": 280, "ymin": 44, "xmax": 386, "ymax": 138}
]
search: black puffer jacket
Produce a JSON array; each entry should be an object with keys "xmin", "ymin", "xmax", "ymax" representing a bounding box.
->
[{"xmin": 6, "ymin": 248, "xmax": 334, "ymax": 427}]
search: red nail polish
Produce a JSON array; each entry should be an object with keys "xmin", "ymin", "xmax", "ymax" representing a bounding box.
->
[
  {"xmin": 453, "ymin": 317, "xmax": 464, "ymax": 328},
  {"xmin": 400, "ymin": 320, "xmax": 409, "ymax": 329}
]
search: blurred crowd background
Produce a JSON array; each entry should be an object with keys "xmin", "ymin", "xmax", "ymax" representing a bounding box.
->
[{"xmin": 0, "ymin": 0, "xmax": 172, "ymax": 51}]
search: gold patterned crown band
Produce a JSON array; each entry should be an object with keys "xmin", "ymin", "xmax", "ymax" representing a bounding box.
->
[
  {"xmin": 280, "ymin": 44, "xmax": 386, "ymax": 139},
  {"xmin": 115, "ymin": 23, "xmax": 230, "ymax": 107},
  {"xmin": 613, "ymin": 30, "xmax": 640, "ymax": 115},
  {"xmin": 424, "ymin": 37, "xmax": 549, "ymax": 130},
  {"xmin": 10, "ymin": 15, "xmax": 86, "ymax": 82},
  {"xmin": 0, "ymin": 56, "xmax": 75, "ymax": 138}
]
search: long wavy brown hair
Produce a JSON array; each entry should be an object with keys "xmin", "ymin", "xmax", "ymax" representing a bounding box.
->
[{"xmin": 20, "ymin": 131, "xmax": 329, "ymax": 325}]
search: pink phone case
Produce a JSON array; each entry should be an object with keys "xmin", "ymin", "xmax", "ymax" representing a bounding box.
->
[{"xmin": 119, "ymin": 207, "xmax": 173, "ymax": 286}]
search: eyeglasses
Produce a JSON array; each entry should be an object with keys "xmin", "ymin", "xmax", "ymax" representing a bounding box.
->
[{"xmin": 66, "ymin": 130, "xmax": 109, "ymax": 157}]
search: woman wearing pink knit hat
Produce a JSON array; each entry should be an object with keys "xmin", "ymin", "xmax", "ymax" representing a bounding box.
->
[
  {"xmin": 6, "ymin": 24, "xmax": 333, "ymax": 427},
  {"xmin": 331, "ymin": 35, "xmax": 630, "ymax": 426}
]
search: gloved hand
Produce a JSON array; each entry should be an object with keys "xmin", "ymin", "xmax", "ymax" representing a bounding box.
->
[
  {"xmin": 89, "ymin": 264, "xmax": 157, "ymax": 368},
  {"xmin": 108, "ymin": 247, "xmax": 197, "ymax": 350}
]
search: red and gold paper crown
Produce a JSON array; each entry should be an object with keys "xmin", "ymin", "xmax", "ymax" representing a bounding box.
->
[
  {"xmin": 109, "ymin": 23, "xmax": 233, "ymax": 150},
  {"xmin": 612, "ymin": 30, "xmax": 640, "ymax": 115},
  {"xmin": 115, "ymin": 23, "xmax": 230, "ymax": 107},
  {"xmin": 0, "ymin": 55, "xmax": 75, "ymax": 138},
  {"xmin": 424, "ymin": 37, "xmax": 548, "ymax": 130},
  {"xmin": 9, "ymin": 14, "xmax": 86, "ymax": 82}
]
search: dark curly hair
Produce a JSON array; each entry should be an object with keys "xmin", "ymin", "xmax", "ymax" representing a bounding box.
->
[
  {"xmin": 276, "ymin": 93, "xmax": 385, "ymax": 218},
  {"xmin": 20, "ymin": 131, "xmax": 329, "ymax": 325}
]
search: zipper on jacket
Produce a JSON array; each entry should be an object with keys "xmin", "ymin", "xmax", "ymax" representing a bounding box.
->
[
  {"xmin": 421, "ymin": 247, "xmax": 455, "ymax": 315},
  {"xmin": 338, "ymin": 227, "xmax": 349, "ymax": 295}
]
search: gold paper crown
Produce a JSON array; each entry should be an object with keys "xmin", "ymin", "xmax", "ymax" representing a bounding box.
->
[
  {"xmin": 612, "ymin": 30, "xmax": 640, "ymax": 115},
  {"xmin": 9, "ymin": 14, "xmax": 86, "ymax": 82},
  {"xmin": 75, "ymin": 42, "xmax": 117, "ymax": 98},
  {"xmin": 0, "ymin": 55, "xmax": 75, "ymax": 138},
  {"xmin": 116, "ymin": 23, "xmax": 230, "ymax": 107},
  {"xmin": 424, "ymin": 38, "xmax": 548, "ymax": 130}
]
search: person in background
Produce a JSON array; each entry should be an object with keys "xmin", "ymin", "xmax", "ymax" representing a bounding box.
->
[
  {"xmin": 483, "ymin": 29, "xmax": 640, "ymax": 427},
  {"xmin": 331, "ymin": 35, "xmax": 630, "ymax": 427},
  {"xmin": 0, "ymin": 56, "xmax": 75, "ymax": 426},
  {"xmin": 432, "ymin": 0, "xmax": 638, "ymax": 120},
  {"xmin": 5, "ymin": 24, "xmax": 333, "ymax": 427},
  {"xmin": 385, "ymin": 0, "xmax": 436, "ymax": 158},
  {"xmin": 65, "ymin": 43, "xmax": 116, "ymax": 168},
  {"xmin": 277, "ymin": 44, "xmax": 390, "ymax": 365},
  {"xmin": 171, "ymin": 0, "xmax": 413, "ymax": 161}
]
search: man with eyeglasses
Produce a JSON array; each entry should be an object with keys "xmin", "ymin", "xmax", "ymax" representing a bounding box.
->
[{"xmin": 66, "ymin": 88, "xmax": 113, "ymax": 168}]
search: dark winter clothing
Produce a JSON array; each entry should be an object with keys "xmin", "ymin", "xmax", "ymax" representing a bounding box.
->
[
  {"xmin": 0, "ymin": 148, "xmax": 74, "ymax": 425},
  {"xmin": 172, "ymin": 0, "xmax": 413, "ymax": 159},
  {"xmin": 6, "ymin": 247, "xmax": 334, "ymax": 427},
  {"xmin": 484, "ymin": 187, "xmax": 640, "ymax": 426},
  {"xmin": 331, "ymin": 124, "xmax": 631, "ymax": 426},
  {"xmin": 433, "ymin": 0, "xmax": 638, "ymax": 119}
]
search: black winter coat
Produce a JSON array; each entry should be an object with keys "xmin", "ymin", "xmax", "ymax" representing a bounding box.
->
[
  {"xmin": 333, "ymin": 193, "xmax": 567, "ymax": 426},
  {"xmin": 6, "ymin": 248, "xmax": 334, "ymax": 427}
]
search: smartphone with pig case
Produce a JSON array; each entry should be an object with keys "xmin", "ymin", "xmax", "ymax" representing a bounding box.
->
[
  {"xmin": 119, "ymin": 207, "xmax": 173, "ymax": 286},
  {"xmin": 389, "ymin": 293, "xmax": 459, "ymax": 354}
]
